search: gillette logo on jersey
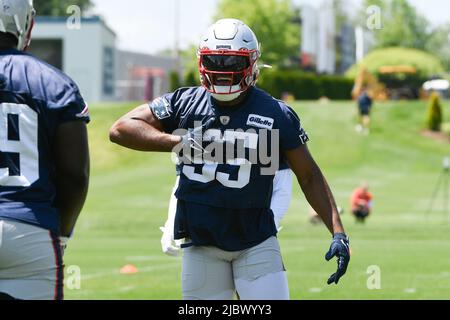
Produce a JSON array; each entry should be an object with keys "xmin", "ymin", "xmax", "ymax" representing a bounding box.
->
[{"xmin": 247, "ymin": 114, "xmax": 274, "ymax": 130}]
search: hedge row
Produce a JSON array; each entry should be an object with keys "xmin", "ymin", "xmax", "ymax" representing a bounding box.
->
[
  {"xmin": 257, "ymin": 70, "xmax": 354, "ymax": 100},
  {"xmin": 179, "ymin": 70, "xmax": 354, "ymax": 100}
]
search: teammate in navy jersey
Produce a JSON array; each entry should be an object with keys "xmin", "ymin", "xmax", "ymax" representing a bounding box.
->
[
  {"xmin": 110, "ymin": 19, "xmax": 349, "ymax": 300},
  {"xmin": 0, "ymin": 0, "xmax": 90, "ymax": 300}
]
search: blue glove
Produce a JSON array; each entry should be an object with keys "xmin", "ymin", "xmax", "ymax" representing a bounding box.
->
[{"xmin": 325, "ymin": 233, "xmax": 350, "ymax": 285}]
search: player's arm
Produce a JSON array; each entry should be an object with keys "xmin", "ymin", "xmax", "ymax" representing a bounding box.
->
[
  {"xmin": 285, "ymin": 144, "xmax": 344, "ymax": 235},
  {"xmin": 109, "ymin": 104, "xmax": 181, "ymax": 152},
  {"xmin": 54, "ymin": 121, "xmax": 90, "ymax": 237},
  {"xmin": 285, "ymin": 144, "xmax": 350, "ymax": 285}
]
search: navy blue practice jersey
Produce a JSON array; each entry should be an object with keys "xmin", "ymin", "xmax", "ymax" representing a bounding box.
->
[
  {"xmin": 150, "ymin": 86, "xmax": 308, "ymax": 250},
  {"xmin": 0, "ymin": 49, "xmax": 90, "ymax": 234}
]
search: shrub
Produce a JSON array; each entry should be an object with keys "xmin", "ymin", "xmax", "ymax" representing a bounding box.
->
[
  {"xmin": 426, "ymin": 92, "xmax": 443, "ymax": 131},
  {"xmin": 346, "ymin": 47, "xmax": 445, "ymax": 80},
  {"xmin": 319, "ymin": 75, "xmax": 354, "ymax": 100},
  {"xmin": 346, "ymin": 48, "xmax": 445, "ymax": 97},
  {"xmin": 184, "ymin": 70, "xmax": 199, "ymax": 87},
  {"xmin": 169, "ymin": 71, "xmax": 181, "ymax": 92},
  {"xmin": 257, "ymin": 70, "xmax": 353, "ymax": 100}
]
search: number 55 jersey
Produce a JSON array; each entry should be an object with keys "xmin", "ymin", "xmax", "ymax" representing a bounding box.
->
[
  {"xmin": 150, "ymin": 86, "xmax": 309, "ymax": 251},
  {"xmin": 0, "ymin": 49, "xmax": 90, "ymax": 234}
]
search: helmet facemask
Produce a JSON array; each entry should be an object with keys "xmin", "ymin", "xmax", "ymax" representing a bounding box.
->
[
  {"xmin": 19, "ymin": 11, "xmax": 35, "ymax": 51},
  {"xmin": 198, "ymin": 49, "xmax": 260, "ymax": 101}
]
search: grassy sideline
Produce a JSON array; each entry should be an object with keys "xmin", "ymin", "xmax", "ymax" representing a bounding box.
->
[{"xmin": 64, "ymin": 99, "xmax": 450, "ymax": 300}]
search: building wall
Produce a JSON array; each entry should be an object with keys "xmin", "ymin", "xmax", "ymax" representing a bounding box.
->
[
  {"xmin": 31, "ymin": 17, "xmax": 116, "ymax": 103},
  {"xmin": 317, "ymin": 0, "xmax": 336, "ymax": 74},
  {"xmin": 301, "ymin": 5, "xmax": 318, "ymax": 67},
  {"xmin": 116, "ymin": 50, "xmax": 177, "ymax": 101},
  {"xmin": 100, "ymin": 25, "xmax": 116, "ymax": 101},
  {"xmin": 31, "ymin": 17, "xmax": 176, "ymax": 102},
  {"xmin": 301, "ymin": 2, "xmax": 336, "ymax": 74}
]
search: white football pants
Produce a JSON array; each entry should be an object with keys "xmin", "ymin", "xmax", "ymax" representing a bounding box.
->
[
  {"xmin": 182, "ymin": 236, "xmax": 289, "ymax": 300},
  {"xmin": 0, "ymin": 219, "xmax": 64, "ymax": 300}
]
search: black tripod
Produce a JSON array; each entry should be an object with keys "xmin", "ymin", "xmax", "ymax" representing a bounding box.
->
[{"xmin": 426, "ymin": 157, "xmax": 449, "ymax": 218}]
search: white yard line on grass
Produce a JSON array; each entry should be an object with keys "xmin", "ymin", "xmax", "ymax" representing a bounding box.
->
[
  {"xmin": 404, "ymin": 288, "xmax": 417, "ymax": 293},
  {"xmin": 119, "ymin": 285, "xmax": 137, "ymax": 292}
]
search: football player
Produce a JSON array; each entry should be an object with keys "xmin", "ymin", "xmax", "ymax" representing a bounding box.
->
[
  {"xmin": 110, "ymin": 19, "xmax": 349, "ymax": 300},
  {"xmin": 0, "ymin": 0, "xmax": 90, "ymax": 300}
]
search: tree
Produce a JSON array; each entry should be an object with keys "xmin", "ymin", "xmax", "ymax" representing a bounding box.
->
[
  {"xmin": 214, "ymin": 0, "xmax": 301, "ymax": 68},
  {"xmin": 180, "ymin": 44, "xmax": 200, "ymax": 78},
  {"xmin": 361, "ymin": 0, "xmax": 430, "ymax": 51},
  {"xmin": 359, "ymin": 1, "xmax": 450, "ymax": 72},
  {"xmin": 34, "ymin": 0, "xmax": 92, "ymax": 16},
  {"xmin": 426, "ymin": 24, "xmax": 450, "ymax": 71},
  {"xmin": 426, "ymin": 92, "xmax": 443, "ymax": 132},
  {"xmin": 333, "ymin": 0, "xmax": 351, "ymax": 30}
]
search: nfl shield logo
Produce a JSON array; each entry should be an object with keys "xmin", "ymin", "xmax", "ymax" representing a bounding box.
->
[{"xmin": 220, "ymin": 116, "xmax": 230, "ymax": 125}]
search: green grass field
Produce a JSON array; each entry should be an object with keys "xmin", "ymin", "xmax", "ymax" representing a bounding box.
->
[{"xmin": 64, "ymin": 99, "xmax": 450, "ymax": 300}]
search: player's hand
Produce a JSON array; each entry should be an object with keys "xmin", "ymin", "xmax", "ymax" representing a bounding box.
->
[
  {"xmin": 325, "ymin": 233, "xmax": 350, "ymax": 285},
  {"xmin": 180, "ymin": 117, "xmax": 217, "ymax": 154},
  {"xmin": 159, "ymin": 227, "xmax": 180, "ymax": 257}
]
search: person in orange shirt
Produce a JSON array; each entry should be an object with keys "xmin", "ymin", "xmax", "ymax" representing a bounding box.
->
[{"xmin": 351, "ymin": 182, "xmax": 373, "ymax": 223}]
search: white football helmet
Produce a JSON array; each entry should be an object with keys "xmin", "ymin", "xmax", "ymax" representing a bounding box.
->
[
  {"xmin": 0, "ymin": 0, "xmax": 35, "ymax": 50},
  {"xmin": 198, "ymin": 19, "xmax": 261, "ymax": 101}
]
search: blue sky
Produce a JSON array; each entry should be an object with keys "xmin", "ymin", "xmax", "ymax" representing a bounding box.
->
[{"xmin": 90, "ymin": 0, "xmax": 450, "ymax": 55}]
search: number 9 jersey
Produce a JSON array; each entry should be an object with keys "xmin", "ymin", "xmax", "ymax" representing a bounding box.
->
[{"xmin": 0, "ymin": 49, "xmax": 90, "ymax": 234}]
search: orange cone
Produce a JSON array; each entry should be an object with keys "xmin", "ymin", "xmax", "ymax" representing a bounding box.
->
[{"xmin": 120, "ymin": 264, "xmax": 138, "ymax": 274}]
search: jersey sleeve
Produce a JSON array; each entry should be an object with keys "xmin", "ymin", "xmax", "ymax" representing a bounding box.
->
[
  {"xmin": 42, "ymin": 70, "xmax": 90, "ymax": 124},
  {"xmin": 56, "ymin": 89, "xmax": 90, "ymax": 124},
  {"xmin": 148, "ymin": 92, "xmax": 178, "ymax": 133},
  {"xmin": 277, "ymin": 103, "xmax": 309, "ymax": 151}
]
